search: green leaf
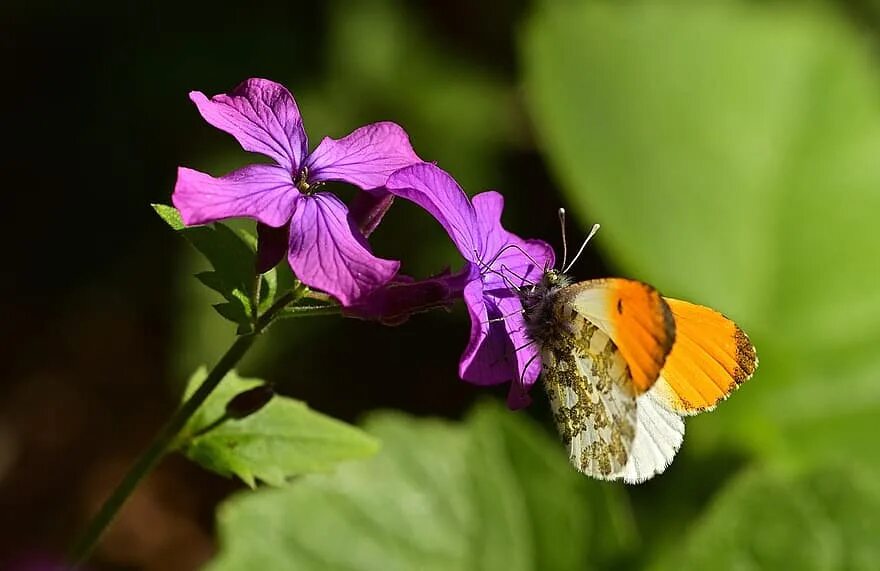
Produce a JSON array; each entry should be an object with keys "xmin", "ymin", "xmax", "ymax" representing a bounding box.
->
[
  {"xmin": 153, "ymin": 203, "xmax": 185, "ymax": 230},
  {"xmin": 650, "ymin": 465, "xmax": 880, "ymax": 571},
  {"xmin": 258, "ymin": 264, "xmax": 278, "ymax": 313},
  {"xmin": 522, "ymin": 1, "xmax": 880, "ymax": 457},
  {"xmin": 472, "ymin": 405, "xmax": 637, "ymax": 569},
  {"xmin": 206, "ymin": 403, "xmax": 635, "ymax": 571},
  {"xmin": 153, "ymin": 204, "xmax": 257, "ymax": 329},
  {"xmin": 177, "ymin": 367, "xmax": 379, "ymax": 487}
]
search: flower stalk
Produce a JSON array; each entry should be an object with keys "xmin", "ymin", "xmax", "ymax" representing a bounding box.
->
[{"xmin": 67, "ymin": 284, "xmax": 318, "ymax": 567}]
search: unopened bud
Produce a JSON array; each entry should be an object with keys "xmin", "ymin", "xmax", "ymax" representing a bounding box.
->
[{"xmin": 226, "ymin": 384, "xmax": 275, "ymax": 419}]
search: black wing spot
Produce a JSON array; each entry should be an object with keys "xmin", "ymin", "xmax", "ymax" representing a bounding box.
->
[{"xmin": 616, "ymin": 299, "xmax": 623, "ymax": 314}]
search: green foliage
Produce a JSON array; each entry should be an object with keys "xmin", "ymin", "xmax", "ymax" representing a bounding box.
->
[
  {"xmin": 651, "ymin": 465, "xmax": 880, "ymax": 571},
  {"xmin": 206, "ymin": 403, "xmax": 636, "ymax": 571},
  {"xmin": 153, "ymin": 204, "xmax": 282, "ymax": 333},
  {"xmin": 177, "ymin": 368, "xmax": 379, "ymax": 487},
  {"xmin": 522, "ymin": 0, "xmax": 880, "ymax": 463}
]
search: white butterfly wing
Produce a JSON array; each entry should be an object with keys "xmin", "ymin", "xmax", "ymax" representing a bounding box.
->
[
  {"xmin": 541, "ymin": 281, "xmax": 684, "ymax": 483},
  {"xmin": 621, "ymin": 390, "xmax": 685, "ymax": 484}
]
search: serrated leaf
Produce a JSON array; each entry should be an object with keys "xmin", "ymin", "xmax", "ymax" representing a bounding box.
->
[
  {"xmin": 206, "ymin": 402, "xmax": 634, "ymax": 571},
  {"xmin": 153, "ymin": 204, "xmax": 257, "ymax": 328},
  {"xmin": 177, "ymin": 368, "xmax": 379, "ymax": 487},
  {"xmin": 650, "ymin": 465, "xmax": 880, "ymax": 571},
  {"xmin": 153, "ymin": 204, "xmax": 291, "ymax": 330},
  {"xmin": 522, "ymin": 1, "xmax": 880, "ymax": 458}
]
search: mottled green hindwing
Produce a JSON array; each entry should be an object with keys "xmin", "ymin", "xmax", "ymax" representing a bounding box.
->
[{"xmin": 541, "ymin": 302, "xmax": 638, "ymax": 480}]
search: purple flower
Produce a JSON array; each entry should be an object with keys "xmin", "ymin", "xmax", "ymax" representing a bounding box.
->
[
  {"xmin": 386, "ymin": 164, "xmax": 555, "ymax": 408},
  {"xmin": 344, "ymin": 270, "xmax": 462, "ymax": 326},
  {"xmin": 173, "ymin": 78, "xmax": 422, "ymax": 305}
]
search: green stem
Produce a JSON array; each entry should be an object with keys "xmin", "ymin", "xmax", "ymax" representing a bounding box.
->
[
  {"xmin": 276, "ymin": 304, "xmax": 342, "ymax": 319},
  {"xmin": 189, "ymin": 411, "xmax": 233, "ymax": 439},
  {"xmin": 67, "ymin": 286, "xmax": 303, "ymax": 567}
]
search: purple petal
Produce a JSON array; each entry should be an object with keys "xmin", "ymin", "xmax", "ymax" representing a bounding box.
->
[
  {"xmin": 172, "ymin": 164, "xmax": 299, "ymax": 227},
  {"xmin": 472, "ymin": 191, "xmax": 555, "ymax": 290},
  {"xmin": 305, "ymin": 122, "xmax": 421, "ymax": 191},
  {"xmin": 190, "ymin": 78, "xmax": 308, "ymax": 172},
  {"xmin": 348, "ymin": 190, "xmax": 395, "ymax": 238},
  {"xmin": 343, "ymin": 272, "xmax": 455, "ymax": 326},
  {"xmin": 288, "ymin": 192, "xmax": 400, "ymax": 306},
  {"xmin": 472, "ymin": 190, "xmax": 509, "ymax": 255},
  {"xmin": 495, "ymin": 295, "xmax": 542, "ymax": 409},
  {"xmin": 256, "ymin": 223, "xmax": 290, "ymax": 273},
  {"xmin": 459, "ymin": 279, "xmax": 520, "ymax": 385},
  {"xmin": 386, "ymin": 163, "xmax": 483, "ymax": 258}
]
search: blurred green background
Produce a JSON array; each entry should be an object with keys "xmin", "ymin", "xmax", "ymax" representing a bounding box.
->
[{"xmin": 3, "ymin": 0, "xmax": 880, "ymax": 569}]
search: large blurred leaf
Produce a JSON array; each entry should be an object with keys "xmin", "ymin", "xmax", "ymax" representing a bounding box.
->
[
  {"xmin": 485, "ymin": 407, "xmax": 637, "ymax": 568},
  {"xmin": 207, "ymin": 403, "xmax": 635, "ymax": 571},
  {"xmin": 177, "ymin": 368, "xmax": 379, "ymax": 487},
  {"xmin": 524, "ymin": 2, "xmax": 880, "ymax": 355},
  {"xmin": 650, "ymin": 465, "xmax": 880, "ymax": 570},
  {"xmin": 523, "ymin": 1, "xmax": 880, "ymax": 457}
]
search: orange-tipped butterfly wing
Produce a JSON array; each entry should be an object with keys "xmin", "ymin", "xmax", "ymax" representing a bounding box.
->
[
  {"xmin": 530, "ymin": 277, "xmax": 685, "ymax": 482},
  {"xmin": 560, "ymin": 278, "xmax": 676, "ymax": 393},
  {"xmin": 529, "ymin": 275, "xmax": 756, "ymax": 483},
  {"xmin": 652, "ymin": 299, "xmax": 758, "ymax": 415}
]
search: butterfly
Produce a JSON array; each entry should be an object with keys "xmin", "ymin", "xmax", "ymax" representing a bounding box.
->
[{"xmin": 516, "ymin": 212, "xmax": 758, "ymax": 483}]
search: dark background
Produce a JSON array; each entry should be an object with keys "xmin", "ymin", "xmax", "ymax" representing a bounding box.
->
[{"xmin": 2, "ymin": 2, "xmax": 607, "ymax": 569}]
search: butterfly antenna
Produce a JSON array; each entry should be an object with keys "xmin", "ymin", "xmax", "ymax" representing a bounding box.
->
[
  {"xmin": 505, "ymin": 244, "xmax": 544, "ymax": 271},
  {"xmin": 562, "ymin": 223, "xmax": 600, "ymax": 274},
  {"xmin": 558, "ymin": 208, "xmax": 569, "ymax": 271},
  {"xmin": 499, "ymin": 264, "xmax": 536, "ymax": 288},
  {"xmin": 474, "ymin": 252, "xmax": 522, "ymax": 293},
  {"xmin": 478, "ymin": 244, "xmax": 544, "ymax": 275}
]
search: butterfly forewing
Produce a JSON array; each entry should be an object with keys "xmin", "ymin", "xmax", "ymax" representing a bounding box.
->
[{"xmin": 651, "ymin": 298, "xmax": 759, "ymax": 415}]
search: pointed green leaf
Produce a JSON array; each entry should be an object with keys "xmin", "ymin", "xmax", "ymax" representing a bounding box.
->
[
  {"xmin": 152, "ymin": 203, "xmax": 185, "ymax": 230},
  {"xmin": 206, "ymin": 402, "xmax": 635, "ymax": 571},
  {"xmin": 177, "ymin": 368, "xmax": 379, "ymax": 487},
  {"xmin": 153, "ymin": 204, "xmax": 290, "ymax": 330},
  {"xmin": 258, "ymin": 266, "xmax": 279, "ymax": 313},
  {"xmin": 153, "ymin": 204, "xmax": 256, "ymax": 328}
]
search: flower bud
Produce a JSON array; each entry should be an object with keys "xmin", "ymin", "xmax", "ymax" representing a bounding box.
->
[{"xmin": 225, "ymin": 385, "xmax": 274, "ymax": 419}]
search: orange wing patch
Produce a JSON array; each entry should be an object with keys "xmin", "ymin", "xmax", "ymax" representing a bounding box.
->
[
  {"xmin": 564, "ymin": 278, "xmax": 676, "ymax": 394},
  {"xmin": 653, "ymin": 298, "xmax": 758, "ymax": 414}
]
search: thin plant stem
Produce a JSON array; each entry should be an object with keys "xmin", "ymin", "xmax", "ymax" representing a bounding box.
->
[
  {"xmin": 250, "ymin": 272, "xmax": 262, "ymax": 325},
  {"xmin": 276, "ymin": 304, "xmax": 342, "ymax": 319},
  {"xmin": 67, "ymin": 285, "xmax": 307, "ymax": 567},
  {"xmin": 303, "ymin": 289, "xmax": 333, "ymax": 303},
  {"xmin": 189, "ymin": 412, "xmax": 233, "ymax": 439}
]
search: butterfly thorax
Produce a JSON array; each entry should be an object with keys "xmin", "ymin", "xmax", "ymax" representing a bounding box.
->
[{"xmin": 519, "ymin": 269, "xmax": 573, "ymax": 345}]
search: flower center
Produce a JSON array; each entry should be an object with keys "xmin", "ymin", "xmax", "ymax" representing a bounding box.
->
[{"xmin": 294, "ymin": 166, "xmax": 313, "ymax": 194}]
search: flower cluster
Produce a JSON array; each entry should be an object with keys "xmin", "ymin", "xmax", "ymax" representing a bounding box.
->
[{"xmin": 174, "ymin": 78, "xmax": 554, "ymax": 407}]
